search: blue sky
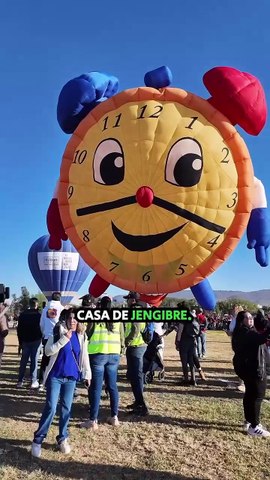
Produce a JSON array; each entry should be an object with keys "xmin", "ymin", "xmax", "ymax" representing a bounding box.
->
[{"xmin": 1, "ymin": 0, "xmax": 270, "ymax": 298}]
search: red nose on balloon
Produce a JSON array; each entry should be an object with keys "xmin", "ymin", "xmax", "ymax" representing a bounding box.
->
[{"xmin": 136, "ymin": 186, "xmax": 154, "ymax": 208}]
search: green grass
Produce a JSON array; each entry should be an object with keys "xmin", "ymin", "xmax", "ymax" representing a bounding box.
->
[{"xmin": 0, "ymin": 331, "xmax": 269, "ymax": 480}]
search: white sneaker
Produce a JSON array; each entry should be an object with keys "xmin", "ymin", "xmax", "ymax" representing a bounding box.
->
[
  {"xmin": 107, "ymin": 415, "xmax": 120, "ymax": 427},
  {"xmin": 244, "ymin": 421, "xmax": 250, "ymax": 431},
  {"xmin": 237, "ymin": 384, "xmax": 246, "ymax": 393},
  {"xmin": 16, "ymin": 381, "xmax": 24, "ymax": 388},
  {"xmin": 31, "ymin": 442, "xmax": 41, "ymax": 458},
  {"xmin": 39, "ymin": 384, "xmax": 45, "ymax": 392},
  {"xmin": 58, "ymin": 439, "xmax": 71, "ymax": 454},
  {"xmin": 80, "ymin": 419, "xmax": 98, "ymax": 430},
  {"xmin": 31, "ymin": 381, "xmax": 39, "ymax": 389},
  {"xmin": 247, "ymin": 425, "xmax": 270, "ymax": 437}
]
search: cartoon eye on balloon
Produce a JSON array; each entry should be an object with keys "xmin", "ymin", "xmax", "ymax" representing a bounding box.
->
[
  {"xmin": 93, "ymin": 139, "xmax": 125, "ymax": 185},
  {"xmin": 165, "ymin": 138, "xmax": 203, "ymax": 187},
  {"xmin": 46, "ymin": 66, "xmax": 270, "ymax": 309}
]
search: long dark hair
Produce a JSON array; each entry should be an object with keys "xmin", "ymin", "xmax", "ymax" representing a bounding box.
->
[
  {"xmin": 233, "ymin": 310, "xmax": 250, "ymax": 336},
  {"xmin": 99, "ymin": 296, "xmax": 114, "ymax": 331},
  {"xmin": 53, "ymin": 308, "xmax": 76, "ymax": 342},
  {"xmin": 59, "ymin": 308, "xmax": 76, "ymax": 326},
  {"xmin": 254, "ymin": 310, "xmax": 268, "ymax": 332}
]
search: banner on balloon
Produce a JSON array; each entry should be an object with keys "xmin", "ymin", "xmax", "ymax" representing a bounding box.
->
[{"xmin": 37, "ymin": 252, "xmax": 79, "ymax": 271}]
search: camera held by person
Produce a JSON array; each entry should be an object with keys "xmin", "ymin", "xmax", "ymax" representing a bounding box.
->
[{"xmin": 0, "ymin": 284, "xmax": 10, "ymax": 304}]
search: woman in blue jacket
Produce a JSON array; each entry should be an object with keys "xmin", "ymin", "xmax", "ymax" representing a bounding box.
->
[{"xmin": 31, "ymin": 308, "xmax": 91, "ymax": 457}]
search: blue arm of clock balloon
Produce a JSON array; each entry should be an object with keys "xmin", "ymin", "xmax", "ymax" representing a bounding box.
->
[
  {"xmin": 247, "ymin": 208, "xmax": 270, "ymax": 267},
  {"xmin": 57, "ymin": 72, "xmax": 119, "ymax": 134}
]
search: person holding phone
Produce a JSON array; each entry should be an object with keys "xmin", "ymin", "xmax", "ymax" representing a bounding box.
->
[
  {"xmin": 232, "ymin": 310, "xmax": 270, "ymax": 437},
  {"xmin": 31, "ymin": 308, "xmax": 91, "ymax": 457}
]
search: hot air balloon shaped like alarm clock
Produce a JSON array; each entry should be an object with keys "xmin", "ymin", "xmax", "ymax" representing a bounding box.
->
[{"xmin": 47, "ymin": 66, "xmax": 270, "ymax": 309}]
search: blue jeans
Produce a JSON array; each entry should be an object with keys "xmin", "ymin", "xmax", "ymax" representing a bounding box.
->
[
  {"xmin": 89, "ymin": 354, "xmax": 120, "ymax": 420},
  {"xmin": 197, "ymin": 332, "xmax": 206, "ymax": 357},
  {"xmin": 33, "ymin": 376, "xmax": 76, "ymax": 444},
  {"xmin": 18, "ymin": 340, "xmax": 41, "ymax": 382},
  {"xmin": 126, "ymin": 346, "xmax": 147, "ymax": 406}
]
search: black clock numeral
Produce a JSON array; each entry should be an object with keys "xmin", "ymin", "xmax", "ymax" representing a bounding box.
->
[
  {"xmin": 149, "ymin": 105, "xmax": 163, "ymax": 118},
  {"xmin": 113, "ymin": 113, "xmax": 122, "ymax": 128},
  {"xmin": 102, "ymin": 116, "xmax": 109, "ymax": 131},
  {"xmin": 227, "ymin": 192, "xmax": 238, "ymax": 208},
  {"xmin": 207, "ymin": 235, "xmax": 221, "ymax": 248},
  {"xmin": 137, "ymin": 105, "xmax": 148, "ymax": 119},
  {"xmin": 142, "ymin": 270, "xmax": 152, "ymax": 282},
  {"xmin": 221, "ymin": 147, "xmax": 230, "ymax": 164},
  {"xmin": 186, "ymin": 116, "xmax": 198, "ymax": 129},
  {"xmin": 175, "ymin": 263, "xmax": 188, "ymax": 276},
  {"xmin": 82, "ymin": 230, "xmax": 90, "ymax": 242},
  {"xmin": 73, "ymin": 149, "xmax": 87, "ymax": 164},
  {"xmin": 109, "ymin": 261, "xmax": 119, "ymax": 272},
  {"xmin": 102, "ymin": 113, "xmax": 122, "ymax": 131},
  {"xmin": 67, "ymin": 186, "xmax": 74, "ymax": 199},
  {"xmin": 137, "ymin": 104, "xmax": 163, "ymax": 119}
]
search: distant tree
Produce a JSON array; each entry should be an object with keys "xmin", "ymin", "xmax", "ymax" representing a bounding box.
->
[
  {"xmin": 162, "ymin": 297, "xmax": 178, "ymax": 307},
  {"xmin": 217, "ymin": 297, "xmax": 258, "ymax": 315},
  {"xmin": 20, "ymin": 286, "xmax": 30, "ymax": 311},
  {"xmin": 9, "ymin": 287, "xmax": 44, "ymax": 317},
  {"xmin": 32, "ymin": 291, "xmax": 47, "ymax": 309},
  {"xmin": 162, "ymin": 297, "xmax": 196, "ymax": 309}
]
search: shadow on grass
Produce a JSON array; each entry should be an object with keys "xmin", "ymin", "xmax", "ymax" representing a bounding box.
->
[
  {"xmin": 162, "ymin": 365, "xmax": 234, "ymax": 374},
  {"xmin": 115, "ymin": 413, "xmax": 240, "ymax": 431},
  {"xmin": 142, "ymin": 384, "xmax": 242, "ymax": 400},
  {"xmin": 0, "ymin": 440, "xmax": 205, "ymax": 480}
]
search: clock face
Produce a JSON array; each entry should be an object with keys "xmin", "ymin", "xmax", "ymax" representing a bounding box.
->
[{"xmin": 58, "ymin": 87, "xmax": 254, "ymax": 294}]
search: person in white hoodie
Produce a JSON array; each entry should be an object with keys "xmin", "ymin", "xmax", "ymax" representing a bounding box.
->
[
  {"xmin": 39, "ymin": 292, "xmax": 64, "ymax": 388},
  {"xmin": 31, "ymin": 308, "xmax": 91, "ymax": 458}
]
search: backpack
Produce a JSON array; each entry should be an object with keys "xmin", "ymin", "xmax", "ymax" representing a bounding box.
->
[
  {"xmin": 184, "ymin": 319, "xmax": 200, "ymax": 338},
  {"xmin": 142, "ymin": 322, "xmax": 155, "ymax": 344}
]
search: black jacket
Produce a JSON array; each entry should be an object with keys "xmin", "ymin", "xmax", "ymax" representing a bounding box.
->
[
  {"xmin": 232, "ymin": 325, "xmax": 270, "ymax": 380},
  {"xmin": 17, "ymin": 308, "xmax": 42, "ymax": 344}
]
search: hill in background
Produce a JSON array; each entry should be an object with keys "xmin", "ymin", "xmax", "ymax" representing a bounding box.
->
[{"xmin": 112, "ymin": 289, "xmax": 270, "ymax": 306}]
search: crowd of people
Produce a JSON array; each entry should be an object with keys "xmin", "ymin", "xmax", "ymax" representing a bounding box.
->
[{"xmin": 0, "ymin": 292, "xmax": 270, "ymax": 458}]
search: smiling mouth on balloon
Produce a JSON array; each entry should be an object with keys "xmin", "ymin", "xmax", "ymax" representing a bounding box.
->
[{"xmin": 111, "ymin": 221, "xmax": 188, "ymax": 252}]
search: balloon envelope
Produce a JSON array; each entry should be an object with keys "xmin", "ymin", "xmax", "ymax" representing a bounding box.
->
[{"xmin": 28, "ymin": 235, "xmax": 90, "ymax": 305}]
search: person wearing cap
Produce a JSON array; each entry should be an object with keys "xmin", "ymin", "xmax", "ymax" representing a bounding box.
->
[
  {"xmin": 39, "ymin": 292, "xmax": 64, "ymax": 389},
  {"xmin": 80, "ymin": 296, "xmax": 125, "ymax": 430},
  {"xmin": 123, "ymin": 291, "xmax": 140, "ymax": 307},
  {"xmin": 80, "ymin": 294, "xmax": 96, "ymax": 308},
  {"xmin": 125, "ymin": 299, "xmax": 149, "ymax": 416}
]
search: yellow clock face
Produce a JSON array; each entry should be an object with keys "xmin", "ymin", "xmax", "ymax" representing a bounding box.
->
[{"xmin": 58, "ymin": 87, "xmax": 254, "ymax": 294}]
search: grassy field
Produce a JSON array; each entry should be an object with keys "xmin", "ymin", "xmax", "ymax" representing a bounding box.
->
[{"xmin": 0, "ymin": 330, "xmax": 269, "ymax": 480}]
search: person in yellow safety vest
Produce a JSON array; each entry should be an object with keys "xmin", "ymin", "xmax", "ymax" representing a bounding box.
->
[
  {"xmin": 124, "ymin": 294, "xmax": 149, "ymax": 416},
  {"xmin": 80, "ymin": 296, "xmax": 125, "ymax": 430}
]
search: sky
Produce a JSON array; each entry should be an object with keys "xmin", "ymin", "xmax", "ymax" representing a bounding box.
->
[{"xmin": 1, "ymin": 0, "xmax": 270, "ymax": 299}]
